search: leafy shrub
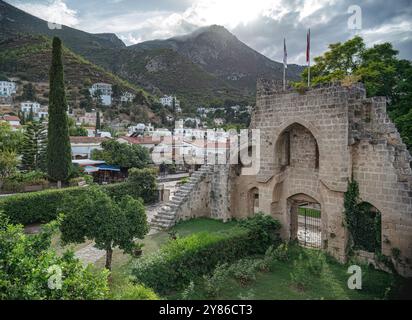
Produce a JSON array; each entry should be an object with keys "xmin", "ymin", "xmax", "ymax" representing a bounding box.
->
[
  {"xmin": 0, "ymin": 213, "xmax": 109, "ymax": 300},
  {"xmin": 0, "ymin": 172, "xmax": 157, "ymax": 224},
  {"xmin": 239, "ymin": 213, "xmax": 282, "ymax": 252},
  {"xmin": 290, "ymin": 254, "xmax": 310, "ymax": 290},
  {"xmin": 272, "ymin": 243, "xmax": 290, "ymax": 262},
  {"xmin": 181, "ymin": 281, "xmax": 196, "ymax": 300},
  {"xmin": 305, "ymin": 250, "xmax": 326, "ymax": 276},
  {"xmin": 228, "ymin": 259, "xmax": 260, "ymax": 286},
  {"xmin": 68, "ymin": 177, "xmax": 86, "ymax": 187},
  {"xmin": 112, "ymin": 283, "xmax": 159, "ymax": 300},
  {"xmin": 104, "ymin": 168, "xmax": 158, "ymax": 204},
  {"xmin": 132, "ymin": 215, "xmax": 281, "ymax": 294},
  {"xmin": 203, "ymin": 263, "xmax": 230, "ymax": 297},
  {"xmin": 290, "ymin": 250, "xmax": 326, "ymax": 290},
  {"xmin": 1, "ymin": 171, "xmax": 48, "ymax": 192}
]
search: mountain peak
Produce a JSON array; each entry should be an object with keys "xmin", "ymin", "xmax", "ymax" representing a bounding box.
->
[{"xmin": 170, "ymin": 24, "xmax": 234, "ymax": 42}]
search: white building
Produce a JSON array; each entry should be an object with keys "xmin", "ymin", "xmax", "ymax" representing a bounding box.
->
[
  {"xmin": 20, "ymin": 101, "xmax": 41, "ymax": 114},
  {"xmin": 89, "ymin": 83, "xmax": 112, "ymax": 106},
  {"xmin": 120, "ymin": 92, "xmax": 135, "ymax": 103},
  {"xmin": 160, "ymin": 95, "xmax": 180, "ymax": 109},
  {"xmin": 70, "ymin": 136, "xmax": 108, "ymax": 160},
  {"xmin": 36, "ymin": 106, "xmax": 49, "ymax": 120},
  {"xmin": 0, "ymin": 81, "xmax": 17, "ymax": 97}
]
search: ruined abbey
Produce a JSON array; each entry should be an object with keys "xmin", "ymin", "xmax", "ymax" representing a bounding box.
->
[{"xmin": 151, "ymin": 81, "xmax": 412, "ymax": 277}]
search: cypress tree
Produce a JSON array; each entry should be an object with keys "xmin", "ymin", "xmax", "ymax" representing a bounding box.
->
[
  {"xmin": 47, "ymin": 37, "xmax": 72, "ymax": 187},
  {"xmin": 95, "ymin": 111, "xmax": 101, "ymax": 137}
]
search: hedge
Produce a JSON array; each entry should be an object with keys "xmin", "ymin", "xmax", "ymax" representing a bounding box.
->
[
  {"xmin": 0, "ymin": 174, "xmax": 156, "ymax": 225},
  {"xmin": 0, "ymin": 186, "xmax": 86, "ymax": 225},
  {"xmin": 132, "ymin": 214, "xmax": 281, "ymax": 294}
]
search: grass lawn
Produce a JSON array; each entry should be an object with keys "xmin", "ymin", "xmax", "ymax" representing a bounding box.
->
[
  {"xmin": 298, "ymin": 208, "xmax": 321, "ymax": 219},
  {"xmin": 182, "ymin": 250, "xmax": 400, "ymax": 300}
]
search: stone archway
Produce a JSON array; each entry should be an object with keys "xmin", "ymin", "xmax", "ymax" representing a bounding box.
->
[
  {"xmin": 274, "ymin": 122, "xmax": 320, "ymax": 171},
  {"xmin": 288, "ymin": 193, "xmax": 322, "ymax": 248},
  {"xmin": 247, "ymin": 187, "xmax": 259, "ymax": 215}
]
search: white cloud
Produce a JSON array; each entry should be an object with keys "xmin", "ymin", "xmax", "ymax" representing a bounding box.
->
[{"xmin": 15, "ymin": 0, "xmax": 79, "ymax": 27}]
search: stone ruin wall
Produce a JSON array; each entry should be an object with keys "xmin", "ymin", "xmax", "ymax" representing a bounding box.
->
[
  {"xmin": 160, "ymin": 80, "xmax": 412, "ymax": 276},
  {"xmin": 230, "ymin": 80, "xmax": 412, "ymax": 276}
]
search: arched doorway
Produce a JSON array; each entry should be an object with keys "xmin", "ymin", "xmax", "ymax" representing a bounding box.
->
[
  {"xmin": 288, "ymin": 193, "xmax": 322, "ymax": 248},
  {"xmin": 275, "ymin": 123, "xmax": 319, "ymax": 171},
  {"xmin": 248, "ymin": 187, "xmax": 259, "ymax": 215},
  {"xmin": 352, "ymin": 202, "xmax": 382, "ymax": 253}
]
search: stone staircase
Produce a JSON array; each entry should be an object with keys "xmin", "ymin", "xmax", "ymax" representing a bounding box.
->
[{"xmin": 150, "ymin": 165, "xmax": 211, "ymax": 230}]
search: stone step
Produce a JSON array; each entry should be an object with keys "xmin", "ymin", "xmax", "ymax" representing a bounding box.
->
[
  {"xmin": 151, "ymin": 216, "xmax": 175, "ymax": 223},
  {"xmin": 151, "ymin": 220, "xmax": 173, "ymax": 228}
]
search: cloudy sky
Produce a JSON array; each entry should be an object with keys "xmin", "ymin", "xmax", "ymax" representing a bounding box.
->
[{"xmin": 6, "ymin": 0, "xmax": 412, "ymax": 65}]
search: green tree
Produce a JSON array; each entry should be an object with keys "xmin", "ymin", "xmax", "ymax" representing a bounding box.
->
[
  {"xmin": 0, "ymin": 151, "xmax": 18, "ymax": 179},
  {"xmin": 297, "ymin": 36, "xmax": 412, "ymax": 150},
  {"xmin": 0, "ymin": 213, "xmax": 109, "ymax": 300},
  {"xmin": 47, "ymin": 37, "xmax": 72, "ymax": 187},
  {"xmin": 91, "ymin": 139, "xmax": 151, "ymax": 168},
  {"xmin": 27, "ymin": 106, "xmax": 34, "ymax": 122},
  {"xmin": 60, "ymin": 186, "xmax": 148, "ymax": 271},
  {"xmin": 96, "ymin": 111, "xmax": 101, "ymax": 134},
  {"xmin": 21, "ymin": 122, "xmax": 47, "ymax": 172},
  {"xmin": 22, "ymin": 82, "xmax": 36, "ymax": 101},
  {"xmin": 0, "ymin": 122, "xmax": 24, "ymax": 153}
]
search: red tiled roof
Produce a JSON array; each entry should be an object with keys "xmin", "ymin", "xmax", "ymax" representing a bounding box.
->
[
  {"xmin": 3, "ymin": 115, "xmax": 20, "ymax": 121},
  {"xmin": 119, "ymin": 136, "xmax": 162, "ymax": 145},
  {"xmin": 70, "ymin": 136, "xmax": 109, "ymax": 144}
]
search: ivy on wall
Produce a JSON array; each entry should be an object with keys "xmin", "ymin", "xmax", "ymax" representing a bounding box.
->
[{"xmin": 344, "ymin": 179, "xmax": 382, "ymax": 254}]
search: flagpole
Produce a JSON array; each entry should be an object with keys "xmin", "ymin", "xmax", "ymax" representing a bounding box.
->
[
  {"xmin": 307, "ymin": 28, "xmax": 311, "ymax": 87},
  {"xmin": 283, "ymin": 37, "xmax": 287, "ymax": 91}
]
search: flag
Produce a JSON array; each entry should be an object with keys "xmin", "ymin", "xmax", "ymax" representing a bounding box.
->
[
  {"xmin": 306, "ymin": 28, "xmax": 311, "ymax": 65},
  {"xmin": 283, "ymin": 38, "xmax": 288, "ymax": 69}
]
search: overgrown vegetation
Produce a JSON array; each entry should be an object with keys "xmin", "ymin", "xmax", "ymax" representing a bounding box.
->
[
  {"xmin": 132, "ymin": 214, "xmax": 281, "ymax": 294},
  {"xmin": 344, "ymin": 179, "xmax": 382, "ymax": 254},
  {"xmin": 0, "ymin": 213, "xmax": 109, "ymax": 300}
]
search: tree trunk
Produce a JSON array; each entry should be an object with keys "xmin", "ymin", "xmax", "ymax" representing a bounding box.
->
[
  {"xmin": 105, "ymin": 247, "xmax": 113, "ymax": 271},
  {"xmin": 57, "ymin": 180, "xmax": 62, "ymax": 189}
]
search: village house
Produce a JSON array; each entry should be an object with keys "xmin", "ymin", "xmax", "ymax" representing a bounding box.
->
[
  {"xmin": 160, "ymin": 95, "xmax": 182, "ymax": 112},
  {"xmin": 120, "ymin": 92, "xmax": 135, "ymax": 103},
  {"xmin": 1, "ymin": 115, "xmax": 21, "ymax": 129},
  {"xmin": 20, "ymin": 101, "xmax": 41, "ymax": 114},
  {"xmin": 89, "ymin": 83, "xmax": 112, "ymax": 106},
  {"xmin": 76, "ymin": 112, "xmax": 100, "ymax": 126},
  {"xmin": 214, "ymin": 118, "xmax": 225, "ymax": 126},
  {"xmin": 0, "ymin": 81, "xmax": 17, "ymax": 97},
  {"xmin": 128, "ymin": 123, "xmax": 154, "ymax": 136},
  {"xmin": 70, "ymin": 136, "xmax": 108, "ymax": 160},
  {"xmin": 117, "ymin": 136, "xmax": 161, "ymax": 150}
]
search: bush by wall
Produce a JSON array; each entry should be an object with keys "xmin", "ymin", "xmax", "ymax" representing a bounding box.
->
[
  {"xmin": 0, "ymin": 186, "xmax": 85, "ymax": 225},
  {"xmin": 0, "ymin": 169, "xmax": 158, "ymax": 225},
  {"xmin": 132, "ymin": 214, "xmax": 281, "ymax": 294}
]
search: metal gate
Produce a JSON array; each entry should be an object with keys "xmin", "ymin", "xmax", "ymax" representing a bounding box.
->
[{"xmin": 297, "ymin": 207, "xmax": 322, "ymax": 248}]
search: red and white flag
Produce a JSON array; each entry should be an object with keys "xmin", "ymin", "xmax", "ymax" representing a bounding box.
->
[
  {"xmin": 283, "ymin": 38, "xmax": 288, "ymax": 69},
  {"xmin": 306, "ymin": 28, "xmax": 311, "ymax": 65}
]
